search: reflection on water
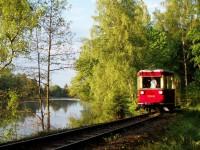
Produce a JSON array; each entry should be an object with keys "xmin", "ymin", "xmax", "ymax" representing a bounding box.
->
[{"xmin": 0, "ymin": 99, "xmax": 83, "ymax": 141}]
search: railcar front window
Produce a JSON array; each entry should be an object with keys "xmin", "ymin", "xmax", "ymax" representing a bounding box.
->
[{"xmin": 142, "ymin": 77, "xmax": 160, "ymax": 88}]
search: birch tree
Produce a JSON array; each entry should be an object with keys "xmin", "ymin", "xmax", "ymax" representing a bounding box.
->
[
  {"xmin": 154, "ymin": 0, "xmax": 199, "ymax": 87},
  {"xmin": 39, "ymin": 0, "xmax": 73, "ymax": 130}
]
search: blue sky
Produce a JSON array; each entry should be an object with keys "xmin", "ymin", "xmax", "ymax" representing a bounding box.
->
[{"xmin": 52, "ymin": 0, "xmax": 164, "ymax": 87}]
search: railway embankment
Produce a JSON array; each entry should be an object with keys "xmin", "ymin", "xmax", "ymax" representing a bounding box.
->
[
  {"xmin": 87, "ymin": 108, "xmax": 200, "ymax": 150},
  {"xmin": 0, "ymin": 113, "xmax": 160, "ymax": 149}
]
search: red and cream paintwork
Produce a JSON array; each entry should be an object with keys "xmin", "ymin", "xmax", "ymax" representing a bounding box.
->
[{"xmin": 137, "ymin": 69, "xmax": 175, "ymax": 110}]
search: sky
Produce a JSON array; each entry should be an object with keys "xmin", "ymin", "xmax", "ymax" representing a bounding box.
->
[{"xmin": 52, "ymin": 0, "xmax": 164, "ymax": 87}]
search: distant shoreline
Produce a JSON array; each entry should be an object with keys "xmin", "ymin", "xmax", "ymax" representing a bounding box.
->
[
  {"xmin": 21, "ymin": 98, "xmax": 80, "ymax": 103},
  {"xmin": 50, "ymin": 98, "xmax": 80, "ymax": 101}
]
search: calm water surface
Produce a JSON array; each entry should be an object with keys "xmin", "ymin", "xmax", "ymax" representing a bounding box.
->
[{"xmin": 0, "ymin": 99, "xmax": 83, "ymax": 141}]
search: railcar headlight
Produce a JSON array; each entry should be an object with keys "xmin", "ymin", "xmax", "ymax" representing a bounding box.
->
[
  {"xmin": 140, "ymin": 91, "xmax": 144, "ymax": 95},
  {"xmin": 158, "ymin": 90, "xmax": 163, "ymax": 94}
]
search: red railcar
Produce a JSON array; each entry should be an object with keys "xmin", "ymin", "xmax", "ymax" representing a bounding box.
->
[{"xmin": 137, "ymin": 69, "xmax": 175, "ymax": 111}]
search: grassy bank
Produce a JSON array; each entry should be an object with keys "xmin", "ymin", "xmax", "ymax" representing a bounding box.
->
[{"xmin": 138, "ymin": 107, "xmax": 200, "ymax": 150}]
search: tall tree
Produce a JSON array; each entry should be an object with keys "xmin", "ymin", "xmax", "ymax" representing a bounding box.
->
[
  {"xmin": 0, "ymin": 0, "xmax": 39, "ymax": 71},
  {"xmin": 27, "ymin": 0, "xmax": 46, "ymax": 130},
  {"xmin": 70, "ymin": 0, "xmax": 149, "ymax": 121},
  {"xmin": 13, "ymin": 0, "xmax": 73, "ymax": 130},
  {"xmin": 39, "ymin": 0, "xmax": 73, "ymax": 130},
  {"xmin": 154, "ymin": 0, "xmax": 200, "ymax": 87}
]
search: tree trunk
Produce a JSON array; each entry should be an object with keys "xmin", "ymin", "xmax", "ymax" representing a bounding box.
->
[
  {"xmin": 36, "ymin": 29, "xmax": 45, "ymax": 130},
  {"xmin": 182, "ymin": 38, "xmax": 188, "ymax": 87},
  {"xmin": 46, "ymin": 41, "xmax": 51, "ymax": 130},
  {"xmin": 46, "ymin": 0, "xmax": 53, "ymax": 131},
  {"xmin": 128, "ymin": 81, "xmax": 134, "ymax": 102},
  {"xmin": 47, "ymin": 34, "xmax": 51, "ymax": 131}
]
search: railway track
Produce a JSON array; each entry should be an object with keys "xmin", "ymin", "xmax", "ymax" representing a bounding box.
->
[{"xmin": 0, "ymin": 112, "xmax": 160, "ymax": 150}]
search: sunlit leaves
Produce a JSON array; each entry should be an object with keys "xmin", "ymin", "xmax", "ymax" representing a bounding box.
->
[
  {"xmin": 187, "ymin": 28, "xmax": 200, "ymax": 67},
  {"xmin": 154, "ymin": 0, "xmax": 200, "ymax": 87},
  {"xmin": 0, "ymin": 0, "xmax": 40, "ymax": 70},
  {"xmin": 70, "ymin": 0, "xmax": 149, "ymax": 121}
]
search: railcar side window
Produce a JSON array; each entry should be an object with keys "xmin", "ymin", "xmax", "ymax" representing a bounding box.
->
[
  {"xmin": 167, "ymin": 76, "xmax": 173, "ymax": 89},
  {"xmin": 163, "ymin": 76, "xmax": 173, "ymax": 89},
  {"xmin": 142, "ymin": 77, "xmax": 160, "ymax": 88}
]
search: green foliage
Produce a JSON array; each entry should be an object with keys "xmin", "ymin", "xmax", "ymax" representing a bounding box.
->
[
  {"xmin": 138, "ymin": 109, "xmax": 200, "ymax": 150},
  {"xmin": 69, "ymin": 0, "xmax": 200, "ymax": 125},
  {"xmin": 0, "ymin": 0, "xmax": 40, "ymax": 70},
  {"xmin": 145, "ymin": 26, "xmax": 173, "ymax": 69},
  {"xmin": 0, "ymin": 82, "xmax": 46, "ymax": 142},
  {"xmin": 69, "ymin": 43, "xmax": 95, "ymax": 101},
  {"xmin": 50, "ymin": 85, "xmax": 68, "ymax": 97},
  {"xmin": 0, "ymin": 90, "xmax": 20, "ymax": 142},
  {"xmin": 154, "ymin": 0, "xmax": 199, "ymax": 87},
  {"xmin": 0, "ymin": 70, "xmax": 39, "ymax": 100},
  {"xmin": 7, "ymin": 91, "xmax": 19, "ymax": 116},
  {"xmin": 185, "ymin": 70, "xmax": 200, "ymax": 106},
  {"xmin": 187, "ymin": 27, "xmax": 200, "ymax": 68},
  {"xmin": 70, "ymin": 0, "xmax": 150, "ymax": 121}
]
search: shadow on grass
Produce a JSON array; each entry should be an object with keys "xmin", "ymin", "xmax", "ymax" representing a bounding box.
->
[{"xmin": 138, "ymin": 108, "xmax": 200, "ymax": 150}]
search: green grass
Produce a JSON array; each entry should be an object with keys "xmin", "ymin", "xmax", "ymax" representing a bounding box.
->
[{"xmin": 138, "ymin": 107, "xmax": 200, "ymax": 150}]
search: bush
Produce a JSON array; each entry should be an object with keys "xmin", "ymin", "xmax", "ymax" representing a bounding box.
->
[{"xmin": 186, "ymin": 82, "xmax": 200, "ymax": 106}]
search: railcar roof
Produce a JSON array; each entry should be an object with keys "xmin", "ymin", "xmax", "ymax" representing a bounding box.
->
[{"xmin": 137, "ymin": 69, "xmax": 174, "ymax": 76}]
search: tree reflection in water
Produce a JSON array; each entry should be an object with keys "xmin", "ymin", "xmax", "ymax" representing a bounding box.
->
[{"xmin": 0, "ymin": 99, "xmax": 83, "ymax": 143}]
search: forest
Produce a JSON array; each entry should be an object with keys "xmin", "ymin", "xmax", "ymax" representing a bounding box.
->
[
  {"xmin": 0, "ymin": 70, "xmax": 69, "ymax": 100},
  {"xmin": 70, "ymin": 0, "xmax": 200, "ymax": 123}
]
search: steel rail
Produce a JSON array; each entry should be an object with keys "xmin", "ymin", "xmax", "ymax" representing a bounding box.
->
[{"xmin": 0, "ymin": 112, "xmax": 160, "ymax": 150}]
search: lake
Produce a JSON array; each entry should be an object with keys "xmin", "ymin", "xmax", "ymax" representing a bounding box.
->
[{"xmin": 0, "ymin": 99, "xmax": 83, "ymax": 142}]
